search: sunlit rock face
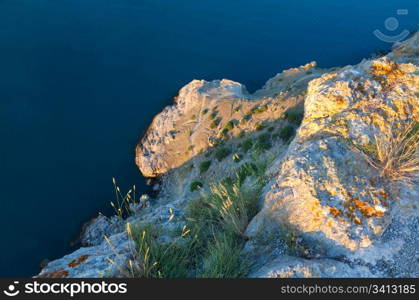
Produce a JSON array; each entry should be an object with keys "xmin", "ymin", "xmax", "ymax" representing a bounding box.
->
[
  {"xmin": 136, "ymin": 62, "xmax": 325, "ymax": 177},
  {"xmin": 246, "ymin": 33, "xmax": 418, "ymax": 261}
]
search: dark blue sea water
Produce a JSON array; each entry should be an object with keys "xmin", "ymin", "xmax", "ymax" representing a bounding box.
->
[{"xmin": 0, "ymin": 0, "xmax": 417, "ymax": 276}]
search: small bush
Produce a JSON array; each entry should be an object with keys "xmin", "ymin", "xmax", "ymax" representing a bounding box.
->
[
  {"xmin": 224, "ymin": 121, "xmax": 235, "ymax": 131},
  {"xmin": 210, "ymin": 118, "xmax": 221, "ymax": 129},
  {"xmin": 238, "ymin": 131, "xmax": 246, "ymax": 138},
  {"xmin": 190, "ymin": 181, "xmax": 203, "ymax": 192},
  {"xmin": 248, "ymin": 105, "xmax": 268, "ymax": 116},
  {"xmin": 190, "ymin": 114, "xmax": 197, "ymax": 121},
  {"xmin": 254, "ymin": 133, "xmax": 272, "ymax": 152},
  {"xmin": 279, "ymin": 125, "xmax": 295, "ymax": 142},
  {"xmin": 241, "ymin": 139, "xmax": 253, "ymax": 152},
  {"xmin": 255, "ymin": 122, "xmax": 267, "ymax": 131},
  {"xmin": 214, "ymin": 147, "xmax": 231, "ymax": 161},
  {"xmin": 199, "ymin": 161, "xmax": 212, "ymax": 174},
  {"xmin": 201, "ymin": 108, "xmax": 209, "ymax": 115},
  {"xmin": 209, "ymin": 111, "xmax": 218, "ymax": 120},
  {"xmin": 285, "ymin": 111, "xmax": 304, "ymax": 126}
]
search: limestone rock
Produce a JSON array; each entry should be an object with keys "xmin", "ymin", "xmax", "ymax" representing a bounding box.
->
[
  {"xmin": 250, "ymin": 255, "xmax": 374, "ymax": 278},
  {"xmin": 79, "ymin": 214, "xmax": 123, "ymax": 247},
  {"xmin": 136, "ymin": 62, "xmax": 325, "ymax": 177},
  {"xmin": 37, "ymin": 232, "xmax": 131, "ymax": 278},
  {"xmin": 246, "ymin": 33, "xmax": 418, "ymax": 262}
]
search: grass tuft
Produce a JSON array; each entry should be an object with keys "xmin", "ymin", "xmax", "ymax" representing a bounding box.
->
[{"xmin": 360, "ymin": 121, "xmax": 419, "ymax": 183}]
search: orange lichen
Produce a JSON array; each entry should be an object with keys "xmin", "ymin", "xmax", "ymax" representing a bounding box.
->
[
  {"xmin": 353, "ymin": 200, "xmax": 384, "ymax": 218},
  {"xmin": 354, "ymin": 217, "xmax": 362, "ymax": 225},
  {"xmin": 371, "ymin": 60, "xmax": 405, "ymax": 89},
  {"xmin": 41, "ymin": 268, "xmax": 69, "ymax": 278},
  {"xmin": 68, "ymin": 255, "xmax": 89, "ymax": 268},
  {"xmin": 335, "ymin": 96, "xmax": 345, "ymax": 105},
  {"xmin": 378, "ymin": 191, "xmax": 389, "ymax": 200},
  {"xmin": 329, "ymin": 207, "xmax": 342, "ymax": 218}
]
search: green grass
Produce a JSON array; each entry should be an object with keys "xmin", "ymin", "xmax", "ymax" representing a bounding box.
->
[
  {"xmin": 108, "ymin": 224, "xmax": 189, "ymax": 278},
  {"xmin": 279, "ymin": 125, "xmax": 295, "ymax": 142},
  {"xmin": 254, "ymin": 133, "xmax": 272, "ymax": 153},
  {"xmin": 190, "ymin": 181, "xmax": 203, "ymax": 192},
  {"xmin": 198, "ymin": 232, "xmax": 248, "ymax": 278},
  {"xmin": 255, "ymin": 122, "xmax": 267, "ymax": 131},
  {"xmin": 114, "ymin": 153, "xmax": 273, "ymax": 278},
  {"xmin": 182, "ymin": 157, "xmax": 270, "ymax": 277},
  {"xmin": 284, "ymin": 111, "xmax": 304, "ymax": 126},
  {"xmin": 214, "ymin": 147, "xmax": 231, "ymax": 161},
  {"xmin": 199, "ymin": 161, "xmax": 212, "ymax": 174},
  {"xmin": 241, "ymin": 139, "xmax": 253, "ymax": 152}
]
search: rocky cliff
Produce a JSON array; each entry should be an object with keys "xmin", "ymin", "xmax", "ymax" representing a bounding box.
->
[{"xmin": 38, "ymin": 32, "xmax": 418, "ymax": 278}]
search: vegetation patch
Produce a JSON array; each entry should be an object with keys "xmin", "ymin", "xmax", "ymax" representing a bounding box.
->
[
  {"xmin": 190, "ymin": 181, "xmax": 203, "ymax": 192},
  {"xmin": 199, "ymin": 161, "xmax": 212, "ymax": 174},
  {"xmin": 279, "ymin": 125, "xmax": 295, "ymax": 142},
  {"xmin": 214, "ymin": 147, "xmax": 231, "ymax": 161},
  {"xmin": 210, "ymin": 118, "xmax": 221, "ymax": 129},
  {"xmin": 359, "ymin": 121, "xmax": 419, "ymax": 182},
  {"xmin": 255, "ymin": 122, "xmax": 267, "ymax": 131},
  {"xmin": 284, "ymin": 111, "xmax": 304, "ymax": 126}
]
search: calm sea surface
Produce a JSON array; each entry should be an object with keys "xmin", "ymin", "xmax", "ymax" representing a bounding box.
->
[{"xmin": 0, "ymin": 0, "xmax": 417, "ymax": 276}]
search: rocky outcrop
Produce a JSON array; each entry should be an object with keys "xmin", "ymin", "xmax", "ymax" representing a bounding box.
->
[
  {"xmin": 136, "ymin": 62, "xmax": 325, "ymax": 177},
  {"xmin": 38, "ymin": 33, "xmax": 418, "ymax": 278},
  {"xmin": 246, "ymin": 33, "xmax": 418, "ymax": 276}
]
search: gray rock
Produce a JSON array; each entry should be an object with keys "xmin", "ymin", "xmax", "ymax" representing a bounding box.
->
[{"xmin": 250, "ymin": 255, "xmax": 375, "ymax": 278}]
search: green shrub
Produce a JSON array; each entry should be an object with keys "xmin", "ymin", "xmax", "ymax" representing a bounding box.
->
[
  {"xmin": 190, "ymin": 114, "xmax": 197, "ymax": 121},
  {"xmin": 255, "ymin": 122, "xmax": 267, "ymax": 131},
  {"xmin": 241, "ymin": 139, "xmax": 253, "ymax": 152},
  {"xmin": 254, "ymin": 133, "xmax": 272, "ymax": 152},
  {"xmin": 190, "ymin": 181, "xmax": 203, "ymax": 192},
  {"xmin": 199, "ymin": 161, "xmax": 212, "ymax": 174},
  {"xmin": 210, "ymin": 118, "xmax": 221, "ymax": 129},
  {"xmin": 214, "ymin": 147, "xmax": 231, "ymax": 161},
  {"xmin": 209, "ymin": 111, "xmax": 218, "ymax": 120},
  {"xmin": 201, "ymin": 108, "xmax": 209, "ymax": 115},
  {"xmin": 238, "ymin": 131, "xmax": 246, "ymax": 138},
  {"xmin": 279, "ymin": 125, "xmax": 295, "ymax": 142},
  {"xmin": 224, "ymin": 121, "xmax": 235, "ymax": 131},
  {"xmin": 250, "ymin": 104, "xmax": 268, "ymax": 115},
  {"xmin": 285, "ymin": 111, "xmax": 304, "ymax": 126}
]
